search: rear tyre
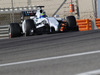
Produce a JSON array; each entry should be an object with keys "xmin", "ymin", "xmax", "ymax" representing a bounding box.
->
[
  {"xmin": 66, "ymin": 16, "xmax": 79, "ymax": 31},
  {"xmin": 9, "ymin": 23, "xmax": 21, "ymax": 38},
  {"xmin": 25, "ymin": 19, "xmax": 36, "ymax": 36}
]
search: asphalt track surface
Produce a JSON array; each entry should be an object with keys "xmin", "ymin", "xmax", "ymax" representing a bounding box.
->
[{"xmin": 0, "ymin": 30, "xmax": 100, "ymax": 75}]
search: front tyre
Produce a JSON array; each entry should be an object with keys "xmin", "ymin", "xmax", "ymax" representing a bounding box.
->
[{"xmin": 25, "ymin": 19, "xmax": 36, "ymax": 36}]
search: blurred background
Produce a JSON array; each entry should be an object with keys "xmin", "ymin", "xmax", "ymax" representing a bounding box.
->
[{"xmin": 0, "ymin": 0, "xmax": 98, "ymax": 25}]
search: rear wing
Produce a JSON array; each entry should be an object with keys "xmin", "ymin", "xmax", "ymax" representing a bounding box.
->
[
  {"xmin": 34, "ymin": 6, "xmax": 44, "ymax": 9},
  {"xmin": 21, "ymin": 6, "xmax": 45, "ymax": 21},
  {"xmin": 21, "ymin": 6, "xmax": 44, "ymax": 17},
  {"xmin": 22, "ymin": 10, "xmax": 36, "ymax": 17}
]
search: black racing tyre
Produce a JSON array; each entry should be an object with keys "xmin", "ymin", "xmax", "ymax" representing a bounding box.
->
[
  {"xmin": 66, "ymin": 16, "xmax": 79, "ymax": 31},
  {"xmin": 44, "ymin": 24, "xmax": 50, "ymax": 33},
  {"xmin": 25, "ymin": 19, "xmax": 36, "ymax": 36},
  {"xmin": 9, "ymin": 23, "xmax": 21, "ymax": 38},
  {"xmin": 51, "ymin": 27, "xmax": 55, "ymax": 33}
]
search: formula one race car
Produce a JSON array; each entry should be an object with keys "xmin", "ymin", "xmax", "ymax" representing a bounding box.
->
[{"xmin": 9, "ymin": 6, "xmax": 79, "ymax": 38}]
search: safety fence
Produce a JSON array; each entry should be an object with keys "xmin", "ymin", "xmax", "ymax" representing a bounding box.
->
[
  {"xmin": 0, "ymin": 0, "xmax": 78, "ymax": 25},
  {"xmin": 0, "ymin": 25, "xmax": 9, "ymax": 39},
  {"xmin": 0, "ymin": 0, "xmax": 95, "ymax": 25}
]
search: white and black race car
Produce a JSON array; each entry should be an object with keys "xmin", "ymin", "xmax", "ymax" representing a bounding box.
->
[{"xmin": 9, "ymin": 6, "xmax": 79, "ymax": 38}]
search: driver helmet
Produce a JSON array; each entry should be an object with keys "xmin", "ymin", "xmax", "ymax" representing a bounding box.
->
[
  {"xmin": 40, "ymin": 13, "xmax": 45, "ymax": 18},
  {"xmin": 40, "ymin": 9, "xmax": 45, "ymax": 18}
]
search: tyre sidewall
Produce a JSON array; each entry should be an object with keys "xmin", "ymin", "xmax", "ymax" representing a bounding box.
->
[
  {"xmin": 25, "ymin": 19, "xmax": 36, "ymax": 36},
  {"xmin": 9, "ymin": 23, "xmax": 21, "ymax": 38}
]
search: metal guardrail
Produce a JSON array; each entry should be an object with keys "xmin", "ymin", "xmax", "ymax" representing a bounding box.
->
[
  {"xmin": 0, "ymin": 25, "xmax": 9, "ymax": 39},
  {"xmin": 0, "ymin": 6, "xmax": 44, "ymax": 13}
]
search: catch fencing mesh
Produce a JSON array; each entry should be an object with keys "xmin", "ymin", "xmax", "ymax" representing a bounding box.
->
[{"xmin": 0, "ymin": 0, "xmax": 95, "ymax": 25}]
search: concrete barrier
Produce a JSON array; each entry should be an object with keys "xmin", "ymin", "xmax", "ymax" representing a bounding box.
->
[{"xmin": 77, "ymin": 19, "xmax": 92, "ymax": 31}]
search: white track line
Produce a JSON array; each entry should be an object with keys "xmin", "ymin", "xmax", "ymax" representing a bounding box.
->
[
  {"xmin": 0, "ymin": 50, "xmax": 100, "ymax": 67},
  {"xmin": 76, "ymin": 69, "xmax": 100, "ymax": 75}
]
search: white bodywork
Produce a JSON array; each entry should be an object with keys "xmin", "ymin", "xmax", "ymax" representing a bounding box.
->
[
  {"xmin": 47, "ymin": 17, "xmax": 59, "ymax": 31},
  {"xmin": 22, "ymin": 8, "xmax": 62, "ymax": 33},
  {"xmin": 22, "ymin": 20, "xmax": 26, "ymax": 33},
  {"xmin": 33, "ymin": 17, "xmax": 59, "ymax": 31},
  {"xmin": 22, "ymin": 17, "xmax": 59, "ymax": 33}
]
